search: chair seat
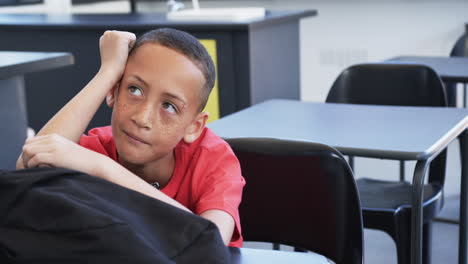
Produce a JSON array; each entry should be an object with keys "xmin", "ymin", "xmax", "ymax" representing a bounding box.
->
[{"xmin": 357, "ymin": 178, "xmax": 443, "ymax": 213}]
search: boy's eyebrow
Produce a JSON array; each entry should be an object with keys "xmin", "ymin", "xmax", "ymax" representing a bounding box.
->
[
  {"xmin": 162, "ymin": 92, "xmax": 187, "ymax": 108},
  {"xmin": 132, "ymin": 75, "xmax": 150, "ymax": 88}
]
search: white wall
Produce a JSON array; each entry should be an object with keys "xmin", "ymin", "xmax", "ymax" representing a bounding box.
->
[
  {"xmin": 300, "ymin": 1, "xmax": 467, "ymax": 103},
  {"xmin": 1, "ymin": 0, "xmax": 465, "ymax": 195}
]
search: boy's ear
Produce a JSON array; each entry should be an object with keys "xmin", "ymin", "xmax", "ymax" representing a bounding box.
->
[
  {"xmin": 183, "ymin": 111, "xmax": 209, "ymax": 143},
  {"xmin": 106, "ymin": 82, "xmax": 120, "ymax": 108}
]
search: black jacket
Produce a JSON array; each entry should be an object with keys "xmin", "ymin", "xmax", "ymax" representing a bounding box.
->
[{"xmin": 0, "ymin": 167, "xmax": 230, "ymax": 263}]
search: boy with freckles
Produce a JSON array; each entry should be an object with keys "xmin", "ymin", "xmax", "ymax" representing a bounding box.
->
[{"xmin": 16, "ymin": 28, "xmax": 245, "ymax": 247}]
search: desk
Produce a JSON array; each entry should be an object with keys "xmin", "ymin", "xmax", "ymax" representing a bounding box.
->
[
  {"xmin": 229, "ymin": 247, "xmax": 329, "ymax": 264},
  {"xmin": 208, "ymin": 99, "xmax": 468, "ymax": 264},
  {"xmin": 0, "ymin": 11, "xmax": 316, "ymax": 131},
  {"xmin": 0, "ymin": 51, "xmax": 73, "ymax": 170},
  {"xmin": 386, "ymin": 56, "xmax": 468, "ymax": 107}
]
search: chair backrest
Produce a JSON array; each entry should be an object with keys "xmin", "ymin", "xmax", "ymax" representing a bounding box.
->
[
  {"xmin": 227, "ymin": 138, "xmax": 364, "ymax": 264},
  {"xmin": 450, "ymin": 33, "xmax": 467, "ymax": 57},
  {"xmin": 446, "ymin": 33, "xmax": 467, "ymax": 106},
  {"xmin": 326, "ymin": 63, "xmax": 447, "ymax": 184},
  {"xmin": 326, "ymin": 63, "xmax": 447, "ymax": 107}
]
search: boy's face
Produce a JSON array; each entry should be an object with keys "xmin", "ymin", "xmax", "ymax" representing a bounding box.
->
[{"xmin": 108, "ymin": 43, "xmax": 207, "ymax": 166}]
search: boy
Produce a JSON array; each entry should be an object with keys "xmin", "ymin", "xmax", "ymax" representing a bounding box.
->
[{"xmin": 16, "ymin": 28, "xmax": 245, "ymax": 247}]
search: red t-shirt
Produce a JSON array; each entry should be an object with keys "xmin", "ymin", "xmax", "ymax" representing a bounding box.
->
[{"xmin": 78, "ymin": 126, "xmax": 245, "ymax": 247}]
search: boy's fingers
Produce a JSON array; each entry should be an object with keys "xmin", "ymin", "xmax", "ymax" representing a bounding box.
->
[
  {"xmin": 27, "ymin": 153, "xmax": 53, "ymax": 169},
  {"xmin": 22, "ymin": 143, "xmax": 54, "ymax": 156},
  {"xmin": 22, "ymin": 152, "xmax": 29, "ymax": 168},
  {"xmin": 111, "ymin": 30, "xmax": 136, "ymax": 49},
  {"xmin": 127, "ymin": 33, "xmax": 136, "ymax": 49},
  {"xmin": 103, "ymin": 30, "xmax": 135, "ymax": 46},
  {"xmin": 22, "ymin": 142, "xmax": 54, "ymax": 168}
]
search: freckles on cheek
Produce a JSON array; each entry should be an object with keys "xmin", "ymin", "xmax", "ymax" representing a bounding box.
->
[
  {"xmin": 159, "ymin": 114, "xmax": 184, "ymax": 138},
  {"xmin": 159, "ymin": 127, "xmax": 172, "ymax": 139},
  {"xmin": 113, "ymin": 104, "xmax": 128, "ymax": 125},
  {"xmin": 116, "ymin": 104, "xmax": 128, "ymax": 115}
]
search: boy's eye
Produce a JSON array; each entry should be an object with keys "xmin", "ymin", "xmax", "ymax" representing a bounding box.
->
[
  {"xmin": 162, "ymin": 102, "xmax": 177, "ymax": 114},
  {"xmin": 128, "ymin": 86, "xmax": 142, "ymax": 96}
]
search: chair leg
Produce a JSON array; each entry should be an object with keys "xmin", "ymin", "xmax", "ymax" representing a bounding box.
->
[
  {"xmin": 464, "ymin": 83, "xmax": 467, "ymax": 108},
  {"xmin": 400, "ymin": 160, "xmax": 405, "ymax": 182},
  {"xmin": 272, "ymin": 243, "xmax": 280, "ymax": 250},
  {"xmin": 443, "ymin": 81, "xmax": 457, "ymax": 107},
  {"xmin": 394, "ymin": 221, "xmax": 411, "ymax": 264},
  {"xmin": 393, "ymin": 220, "xmax": 433, "ymax": 264},
  {"xmin": 422, "ymin": 222, "xmax": 433, "ymax": 264},
  {"xmin": 348, "ymin": 156, "xmax": 354, "ymax": 171},
  {"xmin": 294, "ymin": 247, "xmax": 306, "ymax": 252}
]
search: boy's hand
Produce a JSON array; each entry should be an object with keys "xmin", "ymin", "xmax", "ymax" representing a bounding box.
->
[
  {"xmin": 21, "ymin": 134, "xmax": 104, "ymax": 176},
  {"xmin": 99, "ymin": 30, "xmax": 136, "ymax": 84}
]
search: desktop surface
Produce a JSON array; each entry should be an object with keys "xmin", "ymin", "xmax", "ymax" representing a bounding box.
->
[
  {"xmin": 0, "ymin": 10, "xmax": 316, "ymax": 30},
  {"xmin": 208, "ymin": 99, "xmax": 468, "ymax": 160}
]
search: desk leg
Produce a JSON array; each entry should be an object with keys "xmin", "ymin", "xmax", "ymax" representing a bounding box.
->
[
  {"xmin": 459, "ymin": 130, "xmax": 467, "ymax": 264},
  {"xmin": 0, "ymin": 76, "xmax": 28, "ymax": 170},
  {"xmin": 463, "ymin": 84, "xmax": 467, "ymax": 108},
  {"xmin": 412, "ymin": 160, "xmax": 430, "ymax": 264}
]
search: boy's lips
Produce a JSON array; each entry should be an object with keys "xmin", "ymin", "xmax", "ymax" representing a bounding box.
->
[{"xmin": 123, "ymin": 131, "xmax": 150, "ymax": 145}]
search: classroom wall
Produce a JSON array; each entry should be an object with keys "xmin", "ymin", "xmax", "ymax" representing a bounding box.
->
[
  {"xmin": 1, "ymin": 0, "xmax": 465, "ymax": 195},
  {"xmin": 137, "ymin": 0, "xmax": 468, "ymax": 104},
  {"xmin": 139, "ymin": 0, "xmax": 468, "ymax": 197},
  {"xmin": 3, "ymin": 0, "xmax": 466, "ymax": 102}
]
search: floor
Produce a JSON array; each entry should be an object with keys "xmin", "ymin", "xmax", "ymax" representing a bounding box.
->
[
  {"xmin": 245, "ymin": 206, "xmax": 460, "ymax": 263},
  {"xmin": 364, "ymin": 212, "xmax": 459, "ymax": 264}
]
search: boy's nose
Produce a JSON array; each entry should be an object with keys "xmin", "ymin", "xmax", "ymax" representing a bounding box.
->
[{"xmin": 131, "ymin": 105, "xmax": 154, "ymax": 129}]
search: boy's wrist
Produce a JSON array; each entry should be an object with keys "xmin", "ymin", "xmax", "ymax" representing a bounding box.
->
[
  {"xmin": 88, "ymin": 153, "xmax": 113, "ymax": 181},
  {"xmin": 97, "ymin": 66, "xmax": 122, "ymax": 85}
]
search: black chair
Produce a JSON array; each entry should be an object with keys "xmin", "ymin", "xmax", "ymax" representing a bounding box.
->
[
  {"xmin": 447, "ymin": 33, "xmax": 467, "ymax": 107},
  {"xmin": 226, "ymin": 137, "xmax": 364, "ymax": 264},
  {"xmin": 326, "ymin": 63, "xmax": 448, "ymax": 264},
  {"xmin": 450, "ymin": 33, "xmax": 467, "ymax": 57}
]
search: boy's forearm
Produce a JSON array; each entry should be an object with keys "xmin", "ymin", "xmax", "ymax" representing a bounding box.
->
[
  {"xmin": 37, "ymin": 30, "xmax": 136, "ymax": 142},
  {"xmin": 16, "ymin": 70, "xmax": 117, "ymax": 170},
  {"xmin": 37, "ymin": 69, "xmax": 118, "ymax": 142}
]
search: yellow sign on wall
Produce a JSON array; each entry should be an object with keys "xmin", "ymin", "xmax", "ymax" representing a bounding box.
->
[{"xmin": 199, "ymin": 39, "xmax": 219, "ymax": 123}]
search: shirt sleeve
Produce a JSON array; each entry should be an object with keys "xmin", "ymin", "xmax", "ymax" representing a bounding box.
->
[
  {"xmin": 193, "ymin": 144, "xmax": 245, "ymax": 247},
  {"xmin": 78, "ymin": 127, "xmax": 116, "ymax": 160}
]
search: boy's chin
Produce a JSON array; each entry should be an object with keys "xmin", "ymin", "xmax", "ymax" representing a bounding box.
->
[{"xmin": 117, "ymin": 151, "xmax": 148, "ymax": 167}]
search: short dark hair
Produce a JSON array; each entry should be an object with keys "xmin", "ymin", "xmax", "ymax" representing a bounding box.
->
[{"xmin": 130, "ymin": 28, "xmax": 216, "ymax": 112}]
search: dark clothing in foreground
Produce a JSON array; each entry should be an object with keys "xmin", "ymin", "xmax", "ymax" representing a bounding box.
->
[{"xmin": 0, "ymin": 167, "xmax": 230, "ymax": 263}]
